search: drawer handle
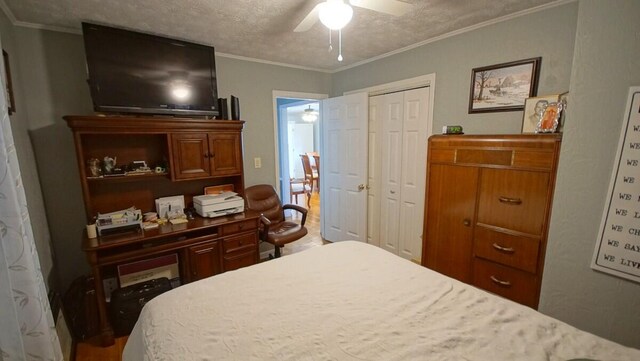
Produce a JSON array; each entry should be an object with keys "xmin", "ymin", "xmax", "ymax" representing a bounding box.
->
[
  {"xmin": 490, "ymin": 275, "xmax": 512, "ymax": 287},
  {"xmin": 492, "ymin": 243, "xmax": 515, "ymax": 253},
  {"xmin": 498, "ymin": 196, "xmax": 522, "ymax": 205},
  {"xmin": 238, "ymin": 224, "xmax": 244, "ymax": 230}
]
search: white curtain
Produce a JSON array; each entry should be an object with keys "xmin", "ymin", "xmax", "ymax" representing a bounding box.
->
[{"xmin": 0, "ymin": 50, "xmax": 62, "ymax": 359}]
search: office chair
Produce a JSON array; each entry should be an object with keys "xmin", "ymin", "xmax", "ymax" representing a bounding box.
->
[{"xmin": 244, "ymin": 184, "xmax": 308, "ymax": 258}]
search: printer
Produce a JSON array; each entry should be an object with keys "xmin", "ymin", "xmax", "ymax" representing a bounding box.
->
[{"xmin": 193, "ymin": 192, "xmax": 244, "ymax": 218}]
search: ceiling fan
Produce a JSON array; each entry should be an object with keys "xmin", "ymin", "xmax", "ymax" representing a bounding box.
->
[
  {"xmin": 294, "ymin": 0, "xmax": 413, "ymax": 62},
  {"xmin": 293, "ymin": 0, "xmax": 413, "ymax": 33}
]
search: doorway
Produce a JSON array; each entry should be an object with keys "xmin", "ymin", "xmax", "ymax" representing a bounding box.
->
[{"xmin": 272, "ymin": 91, "xmax": 327, "ymax": 257}]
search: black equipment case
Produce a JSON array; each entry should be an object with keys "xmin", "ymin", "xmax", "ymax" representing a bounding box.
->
[{"xmin": 110, "ymin": 277, "xmax": 172, "ymax": 335}]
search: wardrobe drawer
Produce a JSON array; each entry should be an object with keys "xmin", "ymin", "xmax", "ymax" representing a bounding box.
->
[
  {"xmin": 477, "ymin": 168, "xmax": 549, "ymax": 235},
  {"xmin": 473, "ymin": 259, "xmax": 538, "ymax": 308},
  {"xmin": 223, "ymin": 233, "xmax": 258, "ymax": 254},
  {"xmin": 473, "ymin": 227, "xmax": 540, "ymax": 273}
]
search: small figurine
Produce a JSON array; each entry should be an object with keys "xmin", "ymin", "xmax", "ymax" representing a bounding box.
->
[
  {"xmin": 87, "ymin": 158, "xmax": 102, "ymax": 177},
  {"xmin": 103, "ymin": 156, "xmax": 117, "ymax": 174}
]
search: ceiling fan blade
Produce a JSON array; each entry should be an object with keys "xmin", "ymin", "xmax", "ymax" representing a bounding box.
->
[
  {"xmin": 294, "ymin": 3, "xmax": 322, "ymax": 32},
  {"xmin": 349, "ymin": 0, "xmax": 413, "ymax": 17}
]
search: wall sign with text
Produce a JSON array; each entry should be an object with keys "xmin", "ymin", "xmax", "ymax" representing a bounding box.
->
[{"xmin": 592, "ymin": 86, "xmax": 640, "ymax": 283}]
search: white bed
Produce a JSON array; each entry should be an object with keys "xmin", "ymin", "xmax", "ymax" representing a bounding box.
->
[{"xmin": 123, "ymin": 241, "xmax": 639, "ymax": 360}]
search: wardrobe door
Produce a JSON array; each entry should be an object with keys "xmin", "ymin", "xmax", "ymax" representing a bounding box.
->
[{"xmin": 424, "ymin": 164, "xmax": 479, "ymax": 283}]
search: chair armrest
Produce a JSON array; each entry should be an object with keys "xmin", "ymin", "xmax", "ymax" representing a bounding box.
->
[
  {"xmin": 283, "ymin": 204, "xmax": 308, "ymax": 226},
  {"xmin": 259, "ymin": 214, "xmax": 272, "ymax": 242}
]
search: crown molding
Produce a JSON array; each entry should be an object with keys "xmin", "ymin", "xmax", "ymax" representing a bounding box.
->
[{"xmin": 0, "ymin": 0, "xmax": 16, "ymax": 23}]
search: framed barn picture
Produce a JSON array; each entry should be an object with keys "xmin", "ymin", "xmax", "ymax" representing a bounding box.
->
[{"xmin": 468, "ymin": 57, "xmax": 541, "ymax": 113}]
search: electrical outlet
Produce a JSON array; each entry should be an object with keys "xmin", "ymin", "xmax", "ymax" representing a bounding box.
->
[
  {"xmin": 102, "ymin": 277, "xmax": 118, "ymax": 301},
  {"xmin": 254, "ymin": 157, "xmax": 262, "ymax": 168}
]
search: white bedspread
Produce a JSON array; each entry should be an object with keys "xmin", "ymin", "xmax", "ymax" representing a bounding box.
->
[{"xmin": 123, "ymin": 241, "xmax": 639, "ymax": 360}]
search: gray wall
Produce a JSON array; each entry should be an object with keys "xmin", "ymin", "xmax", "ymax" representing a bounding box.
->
[
  {"xmin": 0, "ymin": 12, "xmax": 55, "ymax": 287},
  {"xmin": 215, "ymin": 57, "xmax": 330, "ymax": 187},
  {"xmin": 332, "ymin": 3, "xmax": 578, "ymax": 134},
  {"xmin": 539, "ymin": 0, "xmax": 640, "ymax": 348}
]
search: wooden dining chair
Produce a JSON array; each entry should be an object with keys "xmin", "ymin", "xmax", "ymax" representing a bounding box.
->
[
  {"xmin": 312, "ymin": 154, "xmax": 320, "ymax": 191},
  {"xmin": 289, "ymin": 178, "xmax": 311, "ymax": 207},
  {"xmin": 300, "ymin": 154, "xmax": 318, "ymax": 193},
  {"xmin": 306, "ymin": 152, "xmax": 319, "ymax": 172}
]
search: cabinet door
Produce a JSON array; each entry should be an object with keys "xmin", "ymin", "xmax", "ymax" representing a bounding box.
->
[
  {"xmin": 423, "ymin": 164, "xmax": 478, "ymax": 283},
  {"xmin": 171, "ymin": 133, "xmax": 211, "ymax": 180},
  {"xmin": 209, "ymin": 133, "xmax": 242, "ymax": 176},
  {"xmin": 188, "ymin": 241, "xmax": 222, "ymax": 282}
]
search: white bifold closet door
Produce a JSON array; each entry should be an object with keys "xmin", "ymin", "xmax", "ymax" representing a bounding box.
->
[{"xmin": 370, "ymin": 87, "xmax": 430, "ymax": 261}]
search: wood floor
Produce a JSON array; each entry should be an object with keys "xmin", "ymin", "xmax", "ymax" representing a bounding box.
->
[{"xmin": 74, "ymin": 191, "xmax": 323, "ymax": 361}]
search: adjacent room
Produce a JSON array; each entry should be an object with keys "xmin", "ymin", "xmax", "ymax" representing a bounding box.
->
[{"xmin": 0, "ymin": 0, "xmax": 639, "ymax": 360}]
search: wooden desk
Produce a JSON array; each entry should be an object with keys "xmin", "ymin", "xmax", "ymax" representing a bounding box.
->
[{"xmin": 84, "ymin": 211, "xmax": 260, "ymax": 346}]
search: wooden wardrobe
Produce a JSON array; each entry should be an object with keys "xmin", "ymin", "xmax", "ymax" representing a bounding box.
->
[{"xmin": 421, "ymin": 134, "xmax": 562, "ymax": 308}]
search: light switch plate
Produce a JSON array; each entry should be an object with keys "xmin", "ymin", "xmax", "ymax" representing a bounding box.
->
[{"xmin": 254, "ymin": 157, "xmax": 262, "ymax": 168}]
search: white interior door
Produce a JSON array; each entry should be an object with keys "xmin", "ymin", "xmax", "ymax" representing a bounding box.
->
[
  {"xmin": 397, "ymin": 87, "xmax": 430, "ymax": 260},
  {"xmin": 367, "ymin": 96, "xmax": 382, "ymax": 246},
  {"xmin": 288, "ymin": 123, "xmax": 314, "ymax": 179},
  {"xmin": 374, "ymin": 87, "xmax": 430, "ymax": 261},
  {"xmin": 321, "ymin": 92, "xmax": 368, "ymax": 242},
  {"xmin": 379, "ymin": 92, "xmax": 405, "ymax": 254}
]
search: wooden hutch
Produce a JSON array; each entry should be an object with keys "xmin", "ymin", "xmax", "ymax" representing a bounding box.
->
[{"xmin": 66, "ymin": 115, "xmax": 260, "ymax": 346}]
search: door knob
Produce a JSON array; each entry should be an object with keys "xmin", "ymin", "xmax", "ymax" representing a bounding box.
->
[
  {"xmin": 358, "ymin": 184, "xmax": 365, "ymax": 191},
  {"xmin": 463, "ymin": 219, "xmax": 471, "ymax": 227}
]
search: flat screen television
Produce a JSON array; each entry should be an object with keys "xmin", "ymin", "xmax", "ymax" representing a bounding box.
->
[{"xmin": 82, "ymin": 22, "xmax": 219, "ymax": 117}]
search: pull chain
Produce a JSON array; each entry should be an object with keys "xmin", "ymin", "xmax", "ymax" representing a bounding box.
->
[
  {"xmin": 328, "ymin": 29, "xmax": 333, "ymax": 52},
  {"xmin": 338, "ymin": 29, "xmax": 343, "ymax": 62}
]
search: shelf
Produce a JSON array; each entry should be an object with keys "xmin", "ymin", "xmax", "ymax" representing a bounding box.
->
[{"xmin": 87, "ymin": 172, "xmax": 169, "ymax": 183}]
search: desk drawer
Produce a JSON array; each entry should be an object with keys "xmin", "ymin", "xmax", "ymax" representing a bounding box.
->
[
  {"xmin": 477, "ymin": 168, "xmax": 549, "ymax": 235},
  {"xmin": 221, "ymin": 220, "xmax": 255, "ymax": 235},
  {"xmin": 473, "ymin": 227, "xmax": 540, "ymax": 273},
  {"xmin": 473, "ymin": 259, "xmax": 538, "ymax": 308},
  {"xmin": 223, "ymin": 233, "xmax": 257, "ymax": 254},
  {"xmin": 223, "ymin": 250, "xmax": 257, "ymax": 271}
]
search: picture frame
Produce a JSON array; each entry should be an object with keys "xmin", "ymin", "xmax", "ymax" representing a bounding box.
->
[
  {"xmin": 204, "ymin": 184, "xmax": 235, "ymax": 195},
  {"xmin": 537, "ymin": 101, "xmax": 563, "ymax": 133},
  {"xmin": 468, "ymin": 57, "xmax": 541, "ymax": 113},
  {"xmin": 2, "ymin": 50, "xmax": 16, "ymax": 115},
  {"xmin": 521, "ymin": 94, "xmax": 560, "ymax": 133},
  {"xmin": 557, "ymin": 91, "xmax": 569, "ymax": 132}
]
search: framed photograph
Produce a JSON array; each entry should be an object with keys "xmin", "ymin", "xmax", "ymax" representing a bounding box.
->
[
  {"xmin": 557, "ymin": 91, "xmax": 568, "ymax": 132},
  {"xmin": 468, "ymin": 57, "xmax": 541, "ymax": 113},
  {"xmin": 2, "ymin": 50, "xmax": 16, "ymax": 115},
  {"xmin": 521, "ymin": 94, "xmax": 560, "ymax": 133}
]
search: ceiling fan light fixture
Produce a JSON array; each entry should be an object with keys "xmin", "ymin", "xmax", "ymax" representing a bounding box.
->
[
  {"xmin": 302, "ymin": 106, "xmax": 318, "ymax": 122},
  {"xmin": 318, "ymin": 0, "xmax": 353, "ymax": 30}
]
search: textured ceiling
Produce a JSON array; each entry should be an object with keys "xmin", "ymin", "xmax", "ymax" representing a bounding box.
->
[{"xmin": 3, "ymin": 0, "xmax": 562, "ymax": 71}]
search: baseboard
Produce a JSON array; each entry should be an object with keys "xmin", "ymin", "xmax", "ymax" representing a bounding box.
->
[
  {"xmin": 49, "ymin": 290, "xmax": 74, "ymax": 360},
  {"xmin": 260, "ymin": 249, "xmax": 274, "ymax": 261}
]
